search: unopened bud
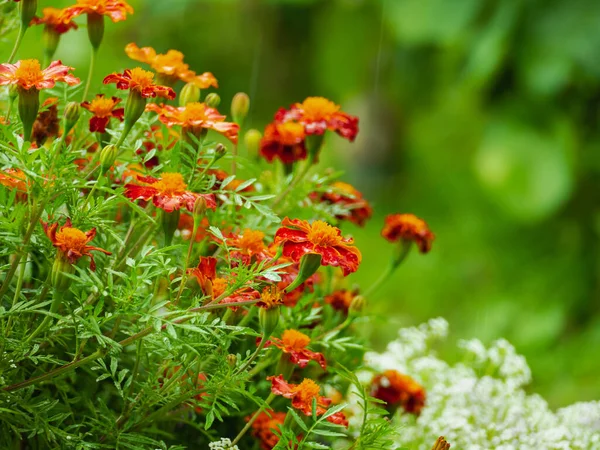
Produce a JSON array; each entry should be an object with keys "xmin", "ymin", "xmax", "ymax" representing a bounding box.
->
[
  {"xmin": 349, "ymin": 295, "xmax": 365, "ymax": 317},
  {"xmin": 204, "ymin": 93, "xmax": 220, "ymax": 108},
  {"xmin": 193, "ymin": 196, "xmax": 207, "ymax": 224},
  {"xmin": 179, "ymin": 82, "xmax": 200, "ymax": 106},
  {"xmin": 226, "ymin": 354, "xmax": 237, "ymax": 368},
  {"xmin": 285, "ymin": 253, "xmax": 321, "ymax": 293},
  {"xmin": 244, "ymin": 129, "xmax": 262, "ymax": 158},
  {"xmin": 213, "ymin": 143, "xmax": 227, "ymax": 161},
  {"xmin": 86, "ymin": 12, "xmax": 105, "ymax": 50},
  {"xmin": 231, "ymin": 92, "xmax": 250, "ymax": 126},
  {"xmin": 20, "ymin": 0, "xmax": 37, "ymax": 27},
  {"xmin": 63, "ymin": 101, "xmax": 80, "ymax": 135},
  {"xmin": 99, "ymin": 144, "xmax": 117, "ymax": 172}
]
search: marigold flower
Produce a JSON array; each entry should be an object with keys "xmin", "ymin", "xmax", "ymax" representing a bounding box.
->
[
  {"xmin": 0, "ymin": 169, "xmax": 28, "ymax": 193},
  {"xmin": 263, "ymin": 329, "xmax": 326, "ymax": 370},
  {"xmin": 103, "ymin": 68, "xmax": 175, "ymax": 99},
  {"xmin": 257, "ymin": 285, "xmax": 284, "ymax": 309},
  {"xmin": 325, "ymin": 288, "xmax": 359, "ymax": 314},
  {"xmin": 370, "ymin": 369, "xmax": 426, "ymax": 415},
  {"xmin": 187, "ymin": 256, "xmax": 217, "ymax": 296},
  {"xmin": 267, "ymin": 375, "xmax": 348, "ymax": 426},
  {"xmin": 260, "ymin": 121, "xmax": 307, "ymax": 164},
  {"xmin": 31, "ymin": 7, "xmax": 78, "ymax": 34},
  {"xmin": 315, "ymin": 181, "xmax": 372, "ymax": 227},
  {"xmin": 0, "ymin": 59, "xmax": 80, "ymax": 91},
  {"xmin": 81, "ymin": 94, "xmax": 124, "ymax": 133},
  {"xmin": 381, "ymin": 213, "xmax": 435, "ymax": 253},
  {"xmin": 226, "ymin": 229, "xmax": 269, "ymax": 265},
  {"xmin": 32, "ymin": 97, "xmax": 59, "ymax": 146},
  {"xmin": 63, "ymin": 0, "xmax": 134, "ymax": 23},
  {"xmin": 124, "ymin": 172, "xmax": 217, "ymax": 213},
  {"xmin": 274, "ymin": 218, "xmax": 361, "ymax": 276},
  {"xmin": 276, "ymin": 96, "xmax": 358, "ymax": 141},
  {"xmin": 42, "ymin": 218, "xmax": 111, "ymax": 270},
  {"xmin": 210, "ymin": 278, "xmax": 260, "ymax": 311},
  {"xmin": 146, "ymin": 102, "xmax": 239, "ymax": 143},
  {"xmin": 250, "ymin": 411, "xmax": 288, "ymax": 450},
  {"xmin": 125, "ymin": 43, "xmax": 218, "ymax": 89}
]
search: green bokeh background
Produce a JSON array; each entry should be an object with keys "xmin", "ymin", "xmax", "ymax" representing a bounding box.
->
[{"xmin": 3, "ymin": 0, "xmax": 600, "ymax": 407}]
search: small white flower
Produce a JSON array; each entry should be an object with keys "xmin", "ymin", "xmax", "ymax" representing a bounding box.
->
[{"xmin": 208, "ymin": 437, "xmax": 240, "ymax": 450}]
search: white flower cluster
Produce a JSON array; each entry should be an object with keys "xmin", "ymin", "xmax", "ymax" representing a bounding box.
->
[
  {"xmin": 363, "ymin": 318, "xmax": 600, "ymax": 450},
  {"xmin": 208, "ymin": 437, "xmax": 240, "ymax": 450}
]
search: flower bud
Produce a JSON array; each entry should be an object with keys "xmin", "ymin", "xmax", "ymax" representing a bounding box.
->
[
  {"xmin": 244, "ymin": 129, "xmax": 261, "ymax": 158},
  {"xmin": 204, "ymin": 93, "xmax": 220, "ymax": 108},
  {"xmin": 259, "ymin": 306, "xmax": 280, "ymax": 337},
  {"xmin": 20, "ymin": 0, "xmax": 37, "ymax": 28},
  {"xmin": 193, "ymin": 196, "xmax": 207, "ymax": 225},
  {"xmin": 349, "ymin": 295, "xmax": 365, "ymax": 317},
  {"xmin": 226, "ymin": 354, "xmax": 237, "ymax": 368},
  {"xmin": 179, "ymin": 82, "xmax": 200, "ymax": 106},
  {"xmin": 431, "ymin": 437, "xmax": 450, "ymax": 450},
  {"xmin": 284, "ymin": 253, "xmax": 321, "ymax": 293},
  {"xmin": 18, "ymin": 87, "xmax": 40, "ymax": 142},
  {"xmin": 213, "ymin": 143, "xmax": 227, "ymax": 161},
  {"xmin": 231, "ymin": 92, "xmax": 250, "ymax": 126},
  {"xmin": 99, "ymin": 144, "xmax": 118, "ymax": 172},
  {"xmin": 51, "ymin": 256, "xmax": 75, "ymax": 292},
  {"xmin": 63, "ymin": 101, "xmax": 81, "ymax": 135},
  {"xmin": 87, "ymin": 12, "xmax": 105, "ymax": 50}
]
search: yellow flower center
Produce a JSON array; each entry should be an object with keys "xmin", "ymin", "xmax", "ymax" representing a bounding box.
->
[
  {"xmin": 55, "ymin": 227, "xmax": 88, "ymax": 252},
  {"xmin": 306, "ymin": 220, "xmax": 341, "ymax": 247},
  {"xmin": 332, "ymin": 181, "xmax": 356, "ymax": 196},
  {"xmin": 14, "ymin": 59, "xmax": 44, "ymax": 88},
  {"xmin": 276, "ymin": 122, "xmax": 305, "ymax": 145},
  {"xmin": 181, "ymin": 102, "xmax": 211, "ymax": 122},
  {"xmin": 281, "ymin": 329, "xmax": 310, "ymax": 350},
  {"xmin": 397, "ymin": 214, "xmax": 428, "ymax": 232},
  {"xmin": 260, "ymin": 286, "xmax": 283, "ymax": 309},
  {"xmin": 212, "ymin": 277, "xmax": 228, "ymax": 298},
  {"xmin": 293, "ymin": 379, "xmax": 321, "ymax": 403},
  {"xmin": 151, "ymin": 172, "xmax": 187, "ymax": 196},
  {"xmin": 129, "ymin": 67, "xmax": 155, "ymax": 89},
  {"xmin": 88, "ymin": 96, "xmax": 116, "ymax": 117},
  {"xmin": 234, "ymin": 229, "xmax": 265, "ymax": 254},
  {"xmin": 299, "ymin": 97, "xmax": 340, "ymax": 122}
]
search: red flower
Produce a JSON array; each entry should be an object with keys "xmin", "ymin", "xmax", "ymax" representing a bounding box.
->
[
  {"xmin": 211, "ymin": 277, "xmax": 260, "ymax": 311},
  {"xmin": 124, "ymin": 172, "xmax": 216, "ymax": 213},
  {"xmin": 81, "ymin": 94, "xmax": 124, "ymax": 133},
  {"xmin": 0, "ymin": 59, "xmax": 79, "ymax": 91},
  {"xmin": 267, "ymin": 375, "xmax": 348, "ymax": 427},
  {"xmin": 276, "ymin": 96, "xmax": 358, "ymax": 141},
  {"xmin": 260, "ymin": 121, "xmax": 306, "ymax": 164},
  {"xmin": 381, "ymin": 213, "xmax": 434, "ymax": 253},
  {"xmin": 226, "ymin": 229, "xmax": 269, "ymax": 265},
  {"xmin": 263, "ymin": 329, "xmax": 326, "ymax": 370},
  {"xmin": 103, "ymin": 68, "xmax": 175, "ymax": 99},
  {"xmin": 42, "ymin": 218, "xmax": 111, "ymax": 270},
  {"xmin": 325, "ymin": 288, "xmax": 359, "ymax": 314},
  {"xmin": 125, "ymin": 43, "xmax": 218, "ymax": 89},
  {"xmin": 314, "ymin": 181, "xmax": 372, "ymax": 227},
  {"xmin": 371, "ymin": 370, "xmax": 426, "ymax": 415},
  {"xmin": 274, "ymin": 218, "xmax": 361, "ymax": 276},
  {"xmin": 31, "ymin": 7, "xmax": 78, "ymax": 34},
  {"xmin": 187, "ymin": 256, "xmax": 217, "ymax": 296},
  {"xmin": 63, "ymin": 0, "xmax": 134, "ymax": 23},
  {"xmin": 250, "ymin": 411, "xmax": 289, "ymax": 450},
  {"xmin": 146, "ymin": 102, "xmax": 239, "ymax": 143}
]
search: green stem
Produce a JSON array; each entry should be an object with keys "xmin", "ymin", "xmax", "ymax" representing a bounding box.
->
[
  {"xmin": 81, "ymin": 48, "xmax": 97, "ymax": 102},
  {"xmin": 25, "ymin": 288, "xmax": 64, "ymax": 343},
  {"xmin": 235, "ymin": 332, "xmax": 269, "ymax": 375},
  {"xmin": 231, "ymin": 393, "xmax": 276, "ymax": 445},
  {"xmin": 363, "ymin": 240, "xmax": 412, "ymax": 298},
  {"xmin": 271, "ymin": 159, "xmax": 313, "ymax": 209},
  {"xmin": 174, "ymin": 221, "xmax": 198, "ymax": 305},
  {"xmin": 8, "ymin": 24, "xmax": 26, "ymax": 64}
]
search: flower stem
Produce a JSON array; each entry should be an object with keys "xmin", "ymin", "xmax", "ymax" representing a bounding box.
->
[
  {"xmin": 231, "ymin": 392, "xmax": 276, "ymax": 445},
  {"xmin": 25, "ymin": 288, "xmax": 64, "ymax": 343},
  {"xmin": 363, "ymin": 240, "xmax": 412, "ymax": 298},
  {"xmin": 271, "ymin": 159, "xmax": 313, "ymax": 209},
  {"xmin": 235, "ymin": 332, "xmax": 270, "ymax": 375},
  {"xmin": 8, "ymin": 24, "xmax": 26, "ymax": 64},
  {"xmin": 81, "ymin": 47, "xmax": 97, "ymax": 102}
]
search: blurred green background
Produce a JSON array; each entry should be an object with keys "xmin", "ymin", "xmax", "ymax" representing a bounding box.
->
[{"xmin": 3, "ymin": 0, "xmax": 600, "ymax": 407}]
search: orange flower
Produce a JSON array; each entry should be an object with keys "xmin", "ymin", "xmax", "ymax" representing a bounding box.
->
[
  {"xmin": 226, "ymin": 229, "xmax": 269, "ymax": 265},
  {"xmin": 381, "ymin": 213, "xmax": 434, "ymax": 253},
  {"xmin": 0, "ymin": 169, "xmax": 28, "ymax": 193},
  {"xmin": 267, "ymin": 375, "xmax": 348, "ymax": 426},
  {"xmin": 31, "ymin": 7, "xmax": 78, "ymax": 34},
  {"xmin": 250, "ymin": 410, "xmax": 289, "ymax": 450},
  {"xmin": 263, "ymin": 329, "xmax": 326, "ymax": 370},
  {"xmin": 314, "ymin": 181, "xmax": 372, "ymax": 227},
  {"xmin": 187, "ymin": 256, "xmax": 217, "ymax": 296},
  {"xmin": 103, "ymin": 68, "xmax": 175, "ymax": 99},
  {"xmin": 146, "ymin": 102, "xmax": 239, "ymax": 143},
  {"xmin": 125, "ymin": 43, "xmax": 218, "ymax": 89},
  {"xmin": 257, "ymin": 285, "xmax": 284, "ymax": 309},
  {"xmin": 63, "ymin": 0, "xmax": 134, "ymax": 23},
  {"xmin": 211, "ymin": 277, "xmax": 260, "ymax": 311},
  {"xmin": 370, "ymin": 370, "xmax": 426, "ymax": 415},
  {"xmin": 0, "ymin": 59, "xmax": 80, "ymax": 91},
  {"xmin": 81, "ymin": 94, "xmax": 124, "ymax": 133},
  {"xmin": 42, "ymin": 218, "xmax": 111, "ymax": 270},
  {"xmin": 274, "ymin": 218, "xmax": 361, "ymax": 276},
  {"xmin": 276, "ymin": 96, "xmax": 358, "ymax": 141},
  {"xmin": 206, "ymin": 169, "xmax": 254, "ymax": 192},
  {"xmin": 260, "ymin": 121, "xmax": 306, "ymax": 164},
  {"xmin": 124, "ymin": 172, "xmax": 217, "ymax": 213},
  {"xmin": 325, "ymin": 288, "xmax": 359, "ymax": 314}
]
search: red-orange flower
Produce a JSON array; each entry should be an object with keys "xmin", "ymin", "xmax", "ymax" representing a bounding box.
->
[
  {"xmin": 42, "ymin": 218, "xmax": 111, "ymax": 270},
  {"xmin": 0, "ymin": 59, "xmax": 80, "ymax": 90},
  {"xmin": 267, "ymin": 375, "xmax": 348, "ymax": 426},
  {"xmin": 274, "ymin": 218, "xmax": 361, "ymax": 276},
  {"xmin": 146, "ymin": 102, "xmax": 239, "ymax": 143},
  {"xmin": 315, "ymin": 181, "xmax": 372, "ymax": 227},
  {"xmin": 371, "ymin": 370, "xmax": 426, "ymax": 415},
  {"xmin": 250, "ymin": 411, "xmax": 289, "ymax": 450},
  {"xmin": 63, "ymin": 0, "xmax": 134, "ymax": 23},
  {"xmin": 263, "ymin": 329, "xmax": 326, "ymax": 370},
  {"xmin": 31, "ymin": 7, "xmax": 78, "ymax": 34},
  {"xmin": 212, "ymin": 277, "xmax": 260, "ymax": 311},
  {"xmin": 325, "ymin": 288, "xmax": 359, "ymax": 314},
  {"xmin": 226, "ymin": 229, "xmax": 269, "ymax": 265},
  {"xmin": 125, "ymin": 43, "xmax": 218, "ymax": 89},
  {"xmin": 103, "ymin": 68, "xmax": 175, "ymax": 99},
  {"xmin": 124, "ymin": 172, "xmax": 217, "ymax": 213},
  {"xmin": 257, "ymin": 285, "xmax": 284, "ymax": 309},
  {"xmin": 260, "ymin": 121, "xmax": 306, "ymax": 164},
  {"xmin": 276, "ymin": 96, "xmax": 358, "ymax": 141},
  {"xmin": 0, "ymin": 169, "xmax": 28, "ymax": 193},
  {"xmin": 81, "ymin": 94, "xmax": 124, "ymax": 133},
  {"xmin": 381, "ymin": 213, "xmax": 434, "ymax": 253},
  {"xmin": 187, "ymin": 256, "xmax": 217, "ymax": 296}
]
